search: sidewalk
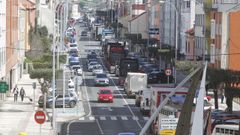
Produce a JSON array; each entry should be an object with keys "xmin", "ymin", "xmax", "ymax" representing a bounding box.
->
[
  {"xmin": 0, "ymin": 74, "xmax": 53, "ymax": 135},
  {"xmin": 209, "ymin": 97, "xmax": 240, "ymax": 113}
]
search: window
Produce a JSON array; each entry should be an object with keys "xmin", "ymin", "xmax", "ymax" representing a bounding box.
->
[{"xmin": 187, "ymin": 1, "xmax": 190, "ymax": 8}]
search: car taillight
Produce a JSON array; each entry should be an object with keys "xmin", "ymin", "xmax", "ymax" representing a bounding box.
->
[
  {"xmin": 99, "ymin": 96, "xmax": 103, "ymax": 98},
  {"xmin": 109, "ymin": 96, "xmax": 113, "ymax": 99}
]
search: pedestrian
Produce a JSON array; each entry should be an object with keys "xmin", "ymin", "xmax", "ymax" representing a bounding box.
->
[
  {"xmin": 20, "ymin": 87, "xmax": 26, "ymax": 102},
  {"xmin": 220, "ymin": 89, "xmax": 225, "ymax": 104},
  {"xmin": 13, "ymin": 85, "xmax": 19, "ymax": 102}
]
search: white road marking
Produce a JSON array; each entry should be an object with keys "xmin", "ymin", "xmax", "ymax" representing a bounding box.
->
[
  {"xmin": 121, "ymin": 116, "xmax": 128, "ymax": 120},
  {"xmin": 132, "ymin": 116, "xmax": 139, "ymax": 121},
  {"xmin": 100, "ymin": 116, "xmax": 106, "ymax": 120},
  {"xmin": 143, "ymin": 117, "xmax": 150, "ymax": 121},
  {"xmin": 79, "ymin": 117, "xmax": 85, "ymax": 120},
  {"xmin": 98, "ymin": 57, "xmax": 143, "ymax": 129},
  {"xmin": 89, "ymin": 116, "xmax": 95, "ymax": 121},
  {"xmin": 96, "ymin": 119, "xmax": 104, "ymax": 135},
  {"xmin": 110, "ymin": 116, "xmax": 117, "ymax": 120}
]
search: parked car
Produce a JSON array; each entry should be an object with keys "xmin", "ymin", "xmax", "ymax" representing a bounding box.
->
[
  {"xmin": 38, "ymin": 93, "xmax": 77, "ymax": 108},
  {"xmin": 95, "ymin": 73, "xmax": 109, "ymax": 86},
  {"xmin": 81, "ymin": 31, "xmax": 87, "ymax": 36},
  {"xmin": 97, "ymin": 88, "xmax": 113, "ymax": 103}
]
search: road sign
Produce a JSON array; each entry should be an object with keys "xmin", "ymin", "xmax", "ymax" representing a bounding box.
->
[
  {"xmin": 165, "ymin": 68, "xmax": 172, "ymax": 76},
  {"xmin": 34, "ymin": 111, "xmax": 46, "ymax": 124},
  {"xmin": 0, "ymin": 81, "xmax": 9, "ymax": 93},
  {"xmin": 160, "ymin": 129, "xmax": 176, "ymax": 135}
]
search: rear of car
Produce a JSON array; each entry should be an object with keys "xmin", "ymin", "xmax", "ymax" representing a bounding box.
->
[
  {"xmin": 98, "ymin": 89, "xmax": 113, "ymax": 103},
  {"xmin": 95, "ymin": 73, "xmax": 109, "ymax": 86}
]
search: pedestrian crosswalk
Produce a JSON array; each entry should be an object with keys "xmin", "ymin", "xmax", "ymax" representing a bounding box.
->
[{"xmin": 79, "ymin": 115, "xmax": 149, "ymax": 121}]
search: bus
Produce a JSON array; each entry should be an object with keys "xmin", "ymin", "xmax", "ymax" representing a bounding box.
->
[
  {"xmin": 103, "ymin": 41, "xmax": 125, "ymax": 74},
  {"xmin": 212, "ymin": 124, "xmax": 239, "ymax": 135},
  {"xmin": 117, "ymin": 57, "xmax": 139, "ymax": 85}
]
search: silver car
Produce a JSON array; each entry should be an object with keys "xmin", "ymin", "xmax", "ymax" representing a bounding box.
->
[
  {"xmin": 92, "ymin": 65, "xmax": 104, "ymax": 75},
  {"xmin": 94, "ymin": 73, "xmax": 109, "ymax": 86}
]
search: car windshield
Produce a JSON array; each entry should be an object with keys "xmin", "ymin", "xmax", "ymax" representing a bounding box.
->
[
  {"xmin": 100, "ymin": 90, "xmax": 111, "ymax": 94},
  {"xmin": 93, "ymin": 65, "xmax": 102, "ymax": 69},
  {"xmin": 96, "ymin": 74, "xmax": 107, "ymax": 78}
]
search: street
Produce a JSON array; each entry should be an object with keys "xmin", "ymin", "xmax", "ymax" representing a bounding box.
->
[{"xmin": 60, "ymin": 24, "xmax": 149, "ymax": 135}]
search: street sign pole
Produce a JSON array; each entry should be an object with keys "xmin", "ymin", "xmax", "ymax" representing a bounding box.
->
[{"xmin": 40, "ymin": 124, "xmax": 42, "ymax": 135}]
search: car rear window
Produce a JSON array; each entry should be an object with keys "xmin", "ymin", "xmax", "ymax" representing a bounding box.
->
[
  {"xmin": 97, "ymin": 74, "xmax": 107, "ymax": 78},
  {"xmin": 70, "ymin": 44, "xmax": 77, "ymax": 47},
  {"xmin": 100, "ymin": 90, "xmax": 111, "ymax": 94}
]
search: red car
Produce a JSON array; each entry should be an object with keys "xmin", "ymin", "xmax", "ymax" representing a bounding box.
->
[{"xmin": 98, "ymin": 88, "xmax": 113, "ymax": 103}]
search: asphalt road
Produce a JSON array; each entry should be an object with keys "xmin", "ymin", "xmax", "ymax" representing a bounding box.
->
[{"xmin": 60, "ymin": 23, "xmax": 149, "ymax": 135}]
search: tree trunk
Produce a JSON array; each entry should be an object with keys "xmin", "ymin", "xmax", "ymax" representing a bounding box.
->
[{"xmin": 214, "ymin": 89, "xmax": 218, "ymax": 109}]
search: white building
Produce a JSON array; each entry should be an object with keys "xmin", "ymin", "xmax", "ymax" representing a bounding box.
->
[
  {"xmin": 0, "ymin": 0, "xmax": 6, "ymax": 79},
  {"xmin": 160, "ymin": 0, "xmax": 196, "ymax": 58}
]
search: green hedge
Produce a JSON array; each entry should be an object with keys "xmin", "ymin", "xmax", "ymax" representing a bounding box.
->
[
  {"xmin": 29, "ymin": 68, "xmax": 63, "ymax": 81},
  {"xmin": 33, "ymin": 62, "xmax": 52, "ymax": 69}
]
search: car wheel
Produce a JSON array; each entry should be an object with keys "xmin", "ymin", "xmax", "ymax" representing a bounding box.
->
[{"xmin": 69, "ymin": 101, "xmax": 76, "ymax": 108}]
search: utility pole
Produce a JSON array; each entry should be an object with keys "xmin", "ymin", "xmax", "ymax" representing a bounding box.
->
[{"xmin": 175, "ymin": 68, "xmax": 202, "ymax": 135}]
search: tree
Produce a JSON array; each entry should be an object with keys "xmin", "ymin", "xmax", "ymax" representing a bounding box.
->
[{"xmin": 207, "ymin": 68, "xmax": 240, "ymax": 112}]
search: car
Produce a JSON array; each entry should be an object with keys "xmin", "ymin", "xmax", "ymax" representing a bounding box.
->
[
  {"xmin": 97, "ymin": 88, "xmax": 113, "ymax": 103},
  {"xmin": 76, "ymin": 68, "xmax": 83, "ymax": 76},
  {"xmin": 69, "ymin": 48, "xmax": 78, "ymax": 55},
  {"xmin": 81, "ymin": 31, "xmax": 87, "ymax": 36},
  {"xmin": 69, "ymin": 43, "xmax": 78, "ymax": 50},
  {"xmin": 38, "ymin": 93, "xmax": 77, "ymax": 108},
  {"xmin": 71, "ymin": 65, "xmax": 81, "ymax": 71},
  {"xmin": 92, "ymin": 65, "xmax": 104, "ymax": 75},
  {"xmin": 95, "ymin": 73, "xmax": 109, "ymax": 86},
  {"xmin": 88, "ymin": 61, "xmax": 99, "ymax": 71},
  {"xmin": 68, "ymin": 79, "xmax": 75, "ymax": 88}
]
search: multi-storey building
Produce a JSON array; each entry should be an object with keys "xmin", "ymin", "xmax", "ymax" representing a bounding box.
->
[
  {"xmin": 211, "ymin": 0, "xmax": 240, "ymax": 70},
  {"xmin": 0, "ymin": 0, "xmax": 6, "ymax": 80},
  {"xmin": 5, "ymin": 0, "xmax": 36, "ymax": 92}
]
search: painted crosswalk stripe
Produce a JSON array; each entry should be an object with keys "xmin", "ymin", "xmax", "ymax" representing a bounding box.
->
[
  {"xmin": 132, "ymin": 116, "xmax": 139, "ymax": 121},
  {"xmin": 79, "ymin": 117, "xmax": 85, "ymax": 120},
  {"xmin": 89, "ymin": 116, "xmax": 95, "ymax": 121},
  {"xmin": 143, "ymin": 117, "xmax": 149, "ymax": 120},
  {"xmin": 100, "ymin": 116, "xmax": 106, "ymax": 120},
  {"xmin": 110, "ymin": 116, "xmax": 117, "ymax": 120},
  {"xmin": 121, "ymin": 116, "xmax": 128, "ymax": 120}
]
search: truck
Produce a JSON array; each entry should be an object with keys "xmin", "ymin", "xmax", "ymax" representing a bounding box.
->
[
  {"xmin": 102, "ymin": 40, "xmax": 126, "ymax": 74},
  {"xmin": 123, "ymin": 72, "xmax": 148, "ymax": 98},
  {"xmin": 117, "ymin": 57, "xmax": 139, "ymax": 85},
  {"xmin": 135, "ymin": 88, "xmax": 152, "ymax": 116}
]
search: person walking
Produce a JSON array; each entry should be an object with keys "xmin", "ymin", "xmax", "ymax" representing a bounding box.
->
[
  {"xmin": 20, "ymin": 87, "xmax": 26, "ymax": 102},
  {"xmin": 13, "ymin": 85, "xmax": 19, "ymax": 102}
]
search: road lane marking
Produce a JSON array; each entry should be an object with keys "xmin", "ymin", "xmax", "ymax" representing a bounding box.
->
[
  {"xmin": 121, "ymin": 116, "xmax": 128, "ymax": 120},
  {"xmin": 132, "ymin": 116, "xmax": 139, "ymax": 121},
  {"xmin": 100, "ymin": 116, "xmax": 106, "ymax": 120},
  {"xmin": 79, "ymin": 117, "xmax": 85, "ymax": 120},
  {"xmin": 110, "ymin": 116, "xmax": 117, "ymax": 120},
  {"xmin": 79, "ymin": 51, "xmax": 92, "ymax": 117},
  {"xmin": 143, "ymin": 117, "xmax": 150, "ymax": 121},
  {"xmin": 96, "ymin": 119, "xmax": 104, "ymax": 135},
  {"xmin": 98, "ymin": 57, "xmax": 143, "ymax": 129},
  {"xmin": 89, "ymin": 116, "xmax": 95, "ymax": 121}
]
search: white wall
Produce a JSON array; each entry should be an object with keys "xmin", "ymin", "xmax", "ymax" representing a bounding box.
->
[{"xmin": 128, "ymin": 12, "xmax": 148, "ymax": 39}]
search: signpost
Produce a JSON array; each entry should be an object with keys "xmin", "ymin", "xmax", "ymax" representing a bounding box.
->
[
  {"xmin": 159, "ymin": 117, "xmax": 178, "ymax": 135},
  {"xmin": 34, "ymin": 111, "xmax": 46, "ymax": 135},
  {"xmin": 0, "ymin": 81, "xmax": 9, "ymax": 93},
  {"xmin": 165, "ymin": 68, "xmax": 172, "ymax": 84}
]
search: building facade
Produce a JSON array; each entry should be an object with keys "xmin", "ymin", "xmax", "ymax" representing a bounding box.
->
[{"xmin": 0, "ymin": 0, "xmax": 6, "ymax": 80}]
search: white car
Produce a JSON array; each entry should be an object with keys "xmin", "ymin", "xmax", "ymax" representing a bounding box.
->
[
  {"xmin": 68, "ymin": 79, "xmax": 75, "ymax": 88},
  {"xmin": 69, "ymin": 43, "xmax": 78, "ymax": 50},
  {"xmin": 87, "ymin": 61, "xmax": 99, "ymax": 71},
  {"xmin": 76, "ymin": 68, "xmax": 83, "ymax": 76},
  {"xmin": 92, "ymin": 65, "xmax": 104, "ymax": 75}
]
